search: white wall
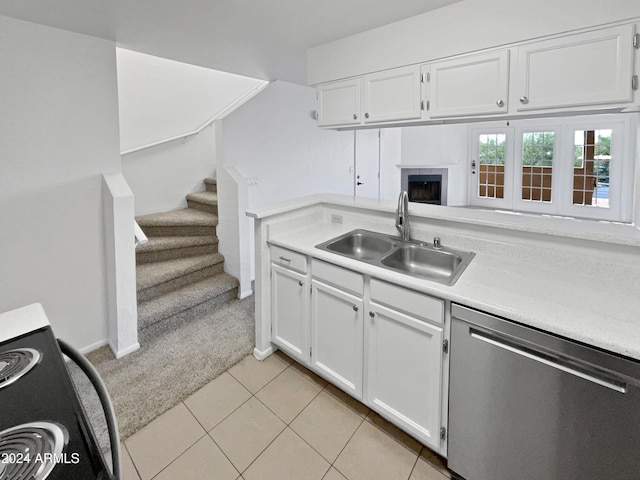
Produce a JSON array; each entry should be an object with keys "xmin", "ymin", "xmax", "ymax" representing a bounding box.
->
[
  {"xmin": 308, "ymin": 0, "xmax": 640, "ymax": 84},
  {"xmin": 0, "ymin": 15, "xmax": 121, "ymax": 351},
  {"xmin": 218, "ymin": 80, "xmax": 354, "ymax": 284},
  {"xmin": 117, "ymin": 48, "xmax": 266, "ymax": 153},
  {"xmin": 122, "ymin": 127, "xmax": 217, "ymax": 216}
]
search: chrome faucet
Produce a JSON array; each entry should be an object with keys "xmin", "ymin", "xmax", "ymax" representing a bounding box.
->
[{"xmin": 395, "ymin": 190, "xmax": 411, "ymax": 241}]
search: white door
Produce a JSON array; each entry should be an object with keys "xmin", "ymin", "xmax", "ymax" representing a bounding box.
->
[
  {"xmin": 426, "ymin": 49, "xmax": 510, "ymax": 118},
  {"xmin": 366, "ymin": 302, "xmax": 444, "ymax": 450},
  {"xmin": 515, "ymin": 25, "xmax": 634, "ymax": 111},
  {"xmin": 469, "ymin": 126, "xmax": 514, "ymax": 209},
  {"xmin": 363, "ymin": 65, "xmax": 422, "ymax": 123},
  {"xmin": 271, "ymin": 265, "xmax": 309, "ymax": 364},
  {"xmin": 317, "ymin": 78, "xmax": 362, "ymax": 127},
  {"xmin": 311, "ymin": 279, "xmax": 364, "ymax": 399},
  {"xmin": 354, "ymin": 129, "xmax": 380, "ymax": 199}
]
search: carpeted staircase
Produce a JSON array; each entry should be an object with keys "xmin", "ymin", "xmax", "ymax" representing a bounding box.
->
[{"xmin": 134, "ymin": 177, "xmax": 239, "ymax": 336}]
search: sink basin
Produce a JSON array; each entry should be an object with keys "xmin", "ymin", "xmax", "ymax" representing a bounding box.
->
[
  {"xmin": 316, "ymin": 229, "xmax": 475, "ymax": 286},
  {"xmin": 381, "ymin": 244, "xmax": 473, "ymax": 285},
  {"xmin": 319, "ymin": 230, "xmax": 397, "ymax": 260}
]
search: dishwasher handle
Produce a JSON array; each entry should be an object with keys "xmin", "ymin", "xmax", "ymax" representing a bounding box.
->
[{"xmin": 470, "ymin": 329, "xmax": 628, "ymax": 393}]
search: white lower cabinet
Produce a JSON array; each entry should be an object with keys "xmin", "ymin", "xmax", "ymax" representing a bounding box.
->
[
  {"xmin": 311, "ymin": 279, "xmax": 364, "ymax": 399},
  {"xmin": 365, "ymin": 301, "xmax": 444, "ymax": 451},
  {"xmin": 269, "ymin": 248, "xmax": 447, "ymax": 451},
  {"xmin": 271, "ymin": 264, "xmax": 309, "ymax": 364}
]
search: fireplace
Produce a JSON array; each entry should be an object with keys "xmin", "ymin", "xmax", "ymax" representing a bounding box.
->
[{"xmin": 401, "ymin": 168, "xmax": 448, "ymax": 205}]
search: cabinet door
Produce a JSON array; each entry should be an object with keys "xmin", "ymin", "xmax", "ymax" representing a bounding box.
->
[
  {"xmin": 311, "ymin": 279, "xmax": 364, "ymax": 399},
  {"xmin": 426, "ymin": 49, "xmax": 510, "ymax": 118},
  {"xmin": 363, "ymin": 65, "xmax": 422, "ymax": 123},
  {"xmin": 271, "ymin": 264, "xmax": 309, "ymax": 364},
  {"xmin": 516, "ymin": 25, "xmax": 634, "ymax": 111},
  {"xmin": 366, "ymin": 302, "xmax": 444, "ymax": 450},
  {"xmin": 317, "ymin": 78, "xmax": 362, "ymax": 127}
]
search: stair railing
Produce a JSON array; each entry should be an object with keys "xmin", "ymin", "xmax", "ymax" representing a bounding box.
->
[{"xmin": 134, "ymin": 220, "xmax": 148, "ymax": 247}]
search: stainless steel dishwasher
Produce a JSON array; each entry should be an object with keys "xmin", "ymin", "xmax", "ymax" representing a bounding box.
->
[{"xmin": 448, "ymin": 304, "xmax": 640, "ymax": 480}]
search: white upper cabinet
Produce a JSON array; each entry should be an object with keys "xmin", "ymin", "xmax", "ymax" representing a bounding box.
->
[
  {"xmin": 425, "ymin": 49, "xmax": 510, "ymax": 118},
  {"xmin": 515, "ymin": 25, "xmax": 635, "ymax": 111},
  {"xmin": 316, "ymin": 78, "xmax": 362, "ymax": 127},
  {"xmin": 362, "ymin": 65, "xmax": 422, "ymax": 123}
]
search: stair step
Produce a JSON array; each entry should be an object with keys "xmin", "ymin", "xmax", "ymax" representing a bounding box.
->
[
  {"xmin": 137, "ymin": 273, "xmax": 239, "ymax": 330},
  {"xmin": 137, "ymin": 253, "xmax": 224, "ymax": 302},
  {"xmin": 136, "ymin": 236, "xmax": 219, "ymax": 264},
  {"xmin": 204, "ymin": 177, "xmax": 217, "ymax": 193},
  {"xmin": 186, "ymin": 191, "xmax": 218, "ymax": 214},
  {"xmin": 136, "ymin": 208, "xmax": 217, "ymax": 237}
]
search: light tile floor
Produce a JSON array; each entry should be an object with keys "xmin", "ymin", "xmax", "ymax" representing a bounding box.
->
[{"xmin": 120, "ymin": 351, "xmax": 453, "ymax": 480}]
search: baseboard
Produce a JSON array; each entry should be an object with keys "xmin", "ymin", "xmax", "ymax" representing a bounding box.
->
[
  {"xmin": 78, "ymin": 338, "xmax": 108, "ymax": 355},
  {"xmin": 253, "ymin": 345, "xmax": 275, "ymax": 361},
  {"xmin": 239, "ymin": 289, "xmax": 254, "ymax": 299},
  {"xmin": 109, "ymin": 341, "xmax": 141, "ymax": 359}
]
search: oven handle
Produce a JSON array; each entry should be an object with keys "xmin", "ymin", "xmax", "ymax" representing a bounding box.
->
[
  {"xmin": 58, "ymin": 339, "xmax": 121, "ymax": 480},
  {"xmin": 469, "ymin": 330, "xmax": 628, "ymax": 394}
]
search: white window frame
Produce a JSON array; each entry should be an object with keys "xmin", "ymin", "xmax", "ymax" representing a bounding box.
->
[
  {"xmin": 467, "ymin": 114, "xmax": 636, "ymax": 223},
  {"xmin": 513, "ymin": 124, "xmax": 562, "ymax": 215}
]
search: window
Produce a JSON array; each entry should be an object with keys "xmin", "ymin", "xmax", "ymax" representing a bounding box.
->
[{"xmin": 470, "ymin": 115, "xmax": 635, "ymax": 222}]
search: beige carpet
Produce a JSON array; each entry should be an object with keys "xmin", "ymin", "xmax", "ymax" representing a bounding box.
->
[{"xmin": 69, "ymin": 294, "xmax": 255, "ymax": 449}]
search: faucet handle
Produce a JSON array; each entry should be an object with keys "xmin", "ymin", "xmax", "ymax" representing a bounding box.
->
[{"xmin": 433, "ymin": 237, "xmax": 442, "ymax": 249}]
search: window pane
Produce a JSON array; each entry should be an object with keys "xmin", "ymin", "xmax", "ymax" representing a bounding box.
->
[
  {"xmin": 572, "ymin": 129, "xmax": 611, "ymax": 208},
  {"xmin": 477, "ymin": 133, "xmax": 505, "ymax": 199},
  {"xmin": 521, "ymin": 131, "xmax": 554, "ymax": 202}
]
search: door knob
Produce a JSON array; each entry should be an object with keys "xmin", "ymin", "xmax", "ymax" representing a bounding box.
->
[{"xmin": 357, "ymin": 181, "xmax": 363, "ymax": 186}]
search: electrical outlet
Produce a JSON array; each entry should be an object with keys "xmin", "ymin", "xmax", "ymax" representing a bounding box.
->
[{"xmin": 331, "ymin": 214, "xmax": 343, "ymax": 224}]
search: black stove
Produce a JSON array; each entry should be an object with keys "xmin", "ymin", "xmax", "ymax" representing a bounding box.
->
[{"xmin": 0, "ymin": 304, "xmax": 113, "ymax": 480}]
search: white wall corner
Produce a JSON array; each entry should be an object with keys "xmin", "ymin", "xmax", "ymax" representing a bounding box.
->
[
  {"xmin": 102, "ymin": 173, "xmax": 140, "ymax": 358},
  {"xmin": 214, "ymin": 121, "xmax": 253, "ymax": 298}
]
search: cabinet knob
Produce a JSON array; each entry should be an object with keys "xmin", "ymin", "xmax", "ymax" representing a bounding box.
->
[
  {"xmin": 369, "ymin": 311, "xmax": 375, "ymax": 318},
  {"xmin": 353, "ymin": 114, "xmax": 358, "ymax": 120},
  {"xmin": 364, "ymin": 112, "xmax": 369, "ymax": 119},
  {"xmin": 353, "ymin": 305, "xmax": 359, "ymax": 312},
  {"xmin": 519, "ymin": 96, "xmax": 529, "ymax": 104},
  {"xmin": 496, "ymin": 100, "xmax": 504, "ymax": 108},
  {"xmin": 298, "ymin": 280, "xmax": 303, "ymax": 286}
]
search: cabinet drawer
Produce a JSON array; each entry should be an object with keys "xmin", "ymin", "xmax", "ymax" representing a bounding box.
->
[
  {"xmin": 370, "ymin": 279, "xmax": 443, "ymax": 325},
  {"xmin": 270, "ymin": 245, "xmax": 307, "ymax": 274},
  {"xmin": 312, "ymin": 259, "xmax": 364, "ymax": 297}
]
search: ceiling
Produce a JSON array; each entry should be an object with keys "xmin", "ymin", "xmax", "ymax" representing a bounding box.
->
[{"xmin": 0, "ymin": 0, "xmax": 462, "ymax": 84}]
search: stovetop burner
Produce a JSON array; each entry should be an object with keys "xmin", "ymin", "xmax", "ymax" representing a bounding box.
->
[
  {"xmin": 0, "ymin": 422, "xmax": 68, "ymax": 480},
  {"xmin": 0, "ymin": 348, "xmax": 40, "ymax": 391}
]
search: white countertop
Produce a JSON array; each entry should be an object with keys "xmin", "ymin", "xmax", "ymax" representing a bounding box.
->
[
  {"xmin": 247, "ymin": 194, "xmax": 640, "ymax": 247},
  {"xmin": 0, "ymin": 303, "xmax": 50, "ymax": 343},
  {"xmin": 266, "ymin": 219, "xmax": 640, "ymax": 362}
]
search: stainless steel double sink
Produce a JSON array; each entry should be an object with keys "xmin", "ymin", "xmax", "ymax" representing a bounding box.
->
[{"xmin": 315, "ymin": 229, "xmax": 475, "ymax": 286}]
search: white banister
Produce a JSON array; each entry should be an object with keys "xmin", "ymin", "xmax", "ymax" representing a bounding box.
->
[
  {"xmin": 120, "ymin": 81, "xmax": 269, "ymax": 156},
  {"xmin": 134, "ymin": 220, "xmax": 148, "ymax": 247}
]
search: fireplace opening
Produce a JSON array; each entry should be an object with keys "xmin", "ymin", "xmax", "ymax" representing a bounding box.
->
[{"xmin": 408, "ymin": 175, "xmax": 442, "ymax": 205}]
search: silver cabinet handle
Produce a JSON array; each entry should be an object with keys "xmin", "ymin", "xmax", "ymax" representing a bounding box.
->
[
  {"xmin": 496, "ymin": 100, "xmax": 504, "ymax": 107},
  {"xmin": 353, "ymin": 305, "xmax": 359, "ymax": 312},
  {"xmin": 369, "ymin": 311, "xmax": 375, "ymax": 318},
  {"xmin": 298, "ymin": 281, "xmax": 303, "ymax": 286},
  {"xmin": 519, "ymin": 96, "xmax": 529, "ymax": 104},
  {"xmin": 353, "ymin": 114, "xmax": 358, "ymax": 120},
  {"xmin": 364, "ymin": 112, "xmax": 370, "ymax": 119}
]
